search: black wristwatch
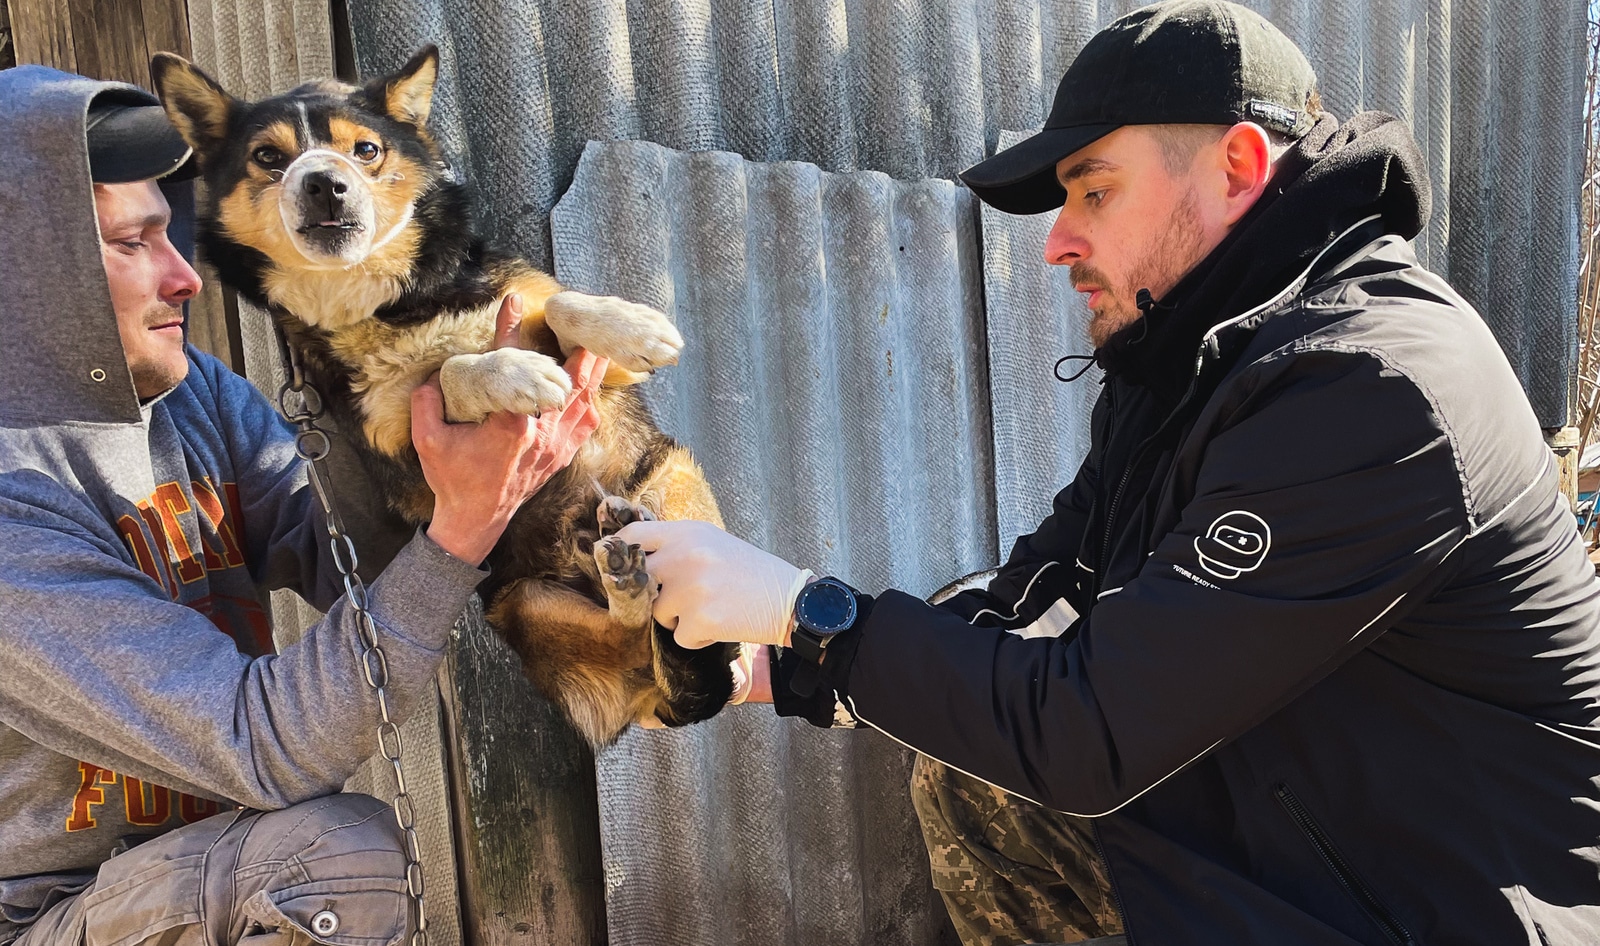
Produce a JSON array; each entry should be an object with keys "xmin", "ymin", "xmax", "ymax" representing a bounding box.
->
[{"xmin": 789, "ymin": 576, "xmax": 861, "ymax": 665}]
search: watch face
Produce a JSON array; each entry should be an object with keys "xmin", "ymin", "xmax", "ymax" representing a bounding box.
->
[{"xmin": 801, "ymin": 580, "xmax": 856, "ymax": 633}]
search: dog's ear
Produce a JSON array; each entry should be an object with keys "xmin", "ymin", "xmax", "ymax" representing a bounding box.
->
[
  {"xmin": 367, "ymin": 46, "xmax": 439, "ymax": 127},
  {"xmin": 150, "ymin": 53, "xmax": 236, "ymax": 157}
]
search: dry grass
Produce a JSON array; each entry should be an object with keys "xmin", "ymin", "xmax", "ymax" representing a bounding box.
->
[
  {"xmin": 1574, "ymin": 15, "xmax": 1600, "ymax": 547},
  {"xmin": 1576, "ymin": 16, "xmax": 1600, "ymax": 457}
]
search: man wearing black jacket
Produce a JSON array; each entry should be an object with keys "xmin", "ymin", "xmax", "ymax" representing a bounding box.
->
[{"xmin": 620, "ymin": 2, "xmax": 1600, "ymax": 943}]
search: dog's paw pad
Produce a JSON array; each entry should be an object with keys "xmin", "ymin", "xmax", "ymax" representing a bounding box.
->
[
  {"xmin": 596, "ymin": 496, "xmax": 656, "ymax": 535},
  {"xmin": 546, "ymin": 291, "xmax": 684, "ymax": 373},
  {"xmin": 595, "ymin": 535, "xmax": 649, "ymax": 596}
]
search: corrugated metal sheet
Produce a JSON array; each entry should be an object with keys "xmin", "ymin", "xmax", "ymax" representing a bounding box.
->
[
  {"xmin": 182, "ymin": 8, "xmax": 465, "ymax": 946},
  {"xmin": 552, "ymin": 139, "xmax": 991, "ymax": 946},
  {"xmin": 980, "ymin": 129, "xmax": 1102, "ymax": 553},
  {"xmin": 349, "ymin": 0, "xmax": 1582, "ymax": 425}
]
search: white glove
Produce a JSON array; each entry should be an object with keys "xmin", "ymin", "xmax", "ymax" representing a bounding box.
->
[{"xmin": 616, "ymin": 519, "xmax": 813, "ymax": 650}]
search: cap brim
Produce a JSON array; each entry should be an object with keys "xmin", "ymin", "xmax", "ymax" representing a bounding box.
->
[
  {"xmin": 87, "ymin": 104, "xmax": 197, "ymax": 184},
  {"xmin": 960, "ymin": 124, "xmax": 1120, "ymax": 215}
]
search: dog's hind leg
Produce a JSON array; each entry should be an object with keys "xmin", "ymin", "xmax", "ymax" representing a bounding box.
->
[
  {"xmin": 593, "ymin": 535, "xmax": 654, "ymax": 628},
  {"xmin": 589, "ymin": 532, "xmax": 734, "ymax": 719},
  {"xmin": 487, "ymin": 577, "xmax": 656, "ymax": 746},
  {"xmin": 631, "ymin": 446, "xmax": 724, "ymax": 528}
]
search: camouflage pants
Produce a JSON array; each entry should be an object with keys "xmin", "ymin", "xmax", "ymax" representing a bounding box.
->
[{"xmin": 911, "ymin": 754, "xmax": 1125, "ymax": 946}]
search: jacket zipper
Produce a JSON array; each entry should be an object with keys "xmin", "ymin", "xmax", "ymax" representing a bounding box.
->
[
  {"xmin": 1092, "ymin": 216, "xmax": 1386, "ymax": 598},
  {"xmin": 1090, "ymin": 818, "xmax": 1134, "ymax": 944},
  {"xmin": 1274, "ymin": 784, "xmax": 1415, "ymax": 946}
]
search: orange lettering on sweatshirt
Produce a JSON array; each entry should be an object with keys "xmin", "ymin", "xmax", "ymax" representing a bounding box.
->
[
  {"xmin": 192, "ymin": 477, "xmax": 246, "ymax": 569},
  {"xmin": 149, "ymin": 483, "xmax": 205, "ymax": 584},
  {"xmin": 65, "ymin": 763, "xmax": 116, "ymax": 831},
  {"xmin": 179, "ymin": 793, "xmax": 223, "ymax": 823},
  {"xmin": 122, "ymin": 776, "xmax": 172, "ymax": 826}
]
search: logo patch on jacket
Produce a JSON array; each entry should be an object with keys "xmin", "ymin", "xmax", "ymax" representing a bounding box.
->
[{"xmin": 1195, "ymin": 510, "xmax": 1272, "ymax": 579}]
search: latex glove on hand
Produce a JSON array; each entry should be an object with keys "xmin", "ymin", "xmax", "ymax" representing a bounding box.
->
[{"xmin": 617, "ymin": 519, "xmax": 812, "ymax": 650}]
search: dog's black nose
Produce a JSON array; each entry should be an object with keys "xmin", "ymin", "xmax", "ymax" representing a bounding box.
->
[{"xmin": 302, "ymin": 171, "xmax": 349, "ymax": 216}]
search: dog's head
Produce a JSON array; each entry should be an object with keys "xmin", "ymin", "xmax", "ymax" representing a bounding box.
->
[{"xmin": 151, "ymin": 48, "xmax": 447, "ymax": 280}]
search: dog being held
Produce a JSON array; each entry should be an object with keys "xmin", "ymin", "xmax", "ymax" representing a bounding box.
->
[{"xmin": 151, "ymin": 46, "xmax": 737, "ymax": 747}]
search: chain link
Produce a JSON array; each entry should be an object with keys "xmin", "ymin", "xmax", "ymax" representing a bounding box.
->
[{"xmin": 275, "ymin": 333, "xmax": 429, "ymax": 946}]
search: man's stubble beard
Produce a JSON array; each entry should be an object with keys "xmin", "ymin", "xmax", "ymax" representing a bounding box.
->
[
  {"xmin": 129, "ymin": 302, "xmax": 190, "ymax": 400},
  {"xmin": 1080, "ymin": 185, "xmax": 1206, "ymax": 349}
]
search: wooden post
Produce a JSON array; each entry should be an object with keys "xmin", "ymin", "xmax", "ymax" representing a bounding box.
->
[
  {"xmin": 7, "ymin": 0, "xmax": 242, "ymax": 373},
  {"xmin": 442, "ymin": 603, "xmax": 609, "ymax": 946},
  {"xmin": 1547, "ymin": 426, "xmax": 1581, "ymax": 513}
]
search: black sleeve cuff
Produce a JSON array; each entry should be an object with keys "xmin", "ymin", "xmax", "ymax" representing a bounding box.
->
[
  {"xmin": 770, "ymin": 646, "xmax": 838, "ymax": 727},
  {"xmin": 770, "ymin": 590, "xmax": 875, "ymax": 727}
]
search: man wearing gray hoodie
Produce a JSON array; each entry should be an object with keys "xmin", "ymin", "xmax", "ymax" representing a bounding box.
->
[{"xmin": 0, "ymin": 67, "xmax": 605, "ymax": 946}]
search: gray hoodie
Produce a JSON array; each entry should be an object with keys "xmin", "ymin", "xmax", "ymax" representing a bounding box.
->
[{"xmin": 0, "ymin": 66, "xmax": 485, "ymax": 937}]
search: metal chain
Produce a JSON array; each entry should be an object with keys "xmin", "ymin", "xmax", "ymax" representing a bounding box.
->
[{"xmin": 274, "ymin": 330, "xmax": 429, "ymax": 946}]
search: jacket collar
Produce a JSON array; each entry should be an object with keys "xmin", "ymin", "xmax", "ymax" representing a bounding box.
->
[{"xmin": 1090, "ymin": 111, "xmax": 1430, "ymax": 405}]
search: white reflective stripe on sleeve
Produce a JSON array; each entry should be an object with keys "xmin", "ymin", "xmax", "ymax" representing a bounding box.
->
[
  {"xmin": 1006, "ymin": 596, "xmax": 1078, "ymax": 640},
  {"xmin": 831, "ymin": 697, "xmax": 859, "ymax": 729},
  {"xmin": 971, "ymin": 560, "xmax": 1060, "ymax": 625}
]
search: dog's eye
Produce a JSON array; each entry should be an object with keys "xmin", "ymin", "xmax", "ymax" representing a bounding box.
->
[
  {"xmin": 353, "ymin": 141, "xmax": 382, "ymax": 163},
  {"xmin": 253, "ymin": 146, "xmax": 285, "ymax": 168}
]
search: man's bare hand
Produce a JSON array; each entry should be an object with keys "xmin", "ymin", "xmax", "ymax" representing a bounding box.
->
[{"xmin": 415, "ymin": 293, "xmax": 608, "ymax": 565}]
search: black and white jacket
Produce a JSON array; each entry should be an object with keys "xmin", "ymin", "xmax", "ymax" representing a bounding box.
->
[{"xmin": 783, "ymin": 114, "xmax": 1600, "ymax": 944}]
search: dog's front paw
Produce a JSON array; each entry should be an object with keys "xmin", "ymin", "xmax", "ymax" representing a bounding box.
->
[
  {"xmin": 596, "ymin": 495, "xmax": 656, "ymax": 536},
  {"xmin": 439, "ymin": 348, "xmax": 572, "ymax": 422},
  {"xmin": 545, "ymin": 290, "xmax": 683, "ymax": 373}
]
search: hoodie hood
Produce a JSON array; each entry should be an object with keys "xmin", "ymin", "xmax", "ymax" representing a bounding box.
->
[
  {"xmin": 0, "ymin": 65, "xmax": 198, "ymax": 426},
  {"xmin": 0, "ymin": 65, "xmax": 211, "ymax": 594},
  {"xmin": 1094, "ymin": 110, "xmax": 1431, "ymax": 403}
]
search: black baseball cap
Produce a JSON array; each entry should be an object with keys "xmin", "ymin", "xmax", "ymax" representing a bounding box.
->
[
  {"xmin": 961, "ymin": 0, "xmax": 1318, "ymax": 215},
  {"xmin": 86, "ymin": 89, "xmax": 197, "ymax": 184}
]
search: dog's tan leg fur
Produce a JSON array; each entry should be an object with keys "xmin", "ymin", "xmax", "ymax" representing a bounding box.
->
[
  {"xmin": 634, "ymin": 450, "xmax": 725, "ymax": 529},
  {"xmin": 488, "ymin": 578, "xmax": 663, "ymax": 747}
]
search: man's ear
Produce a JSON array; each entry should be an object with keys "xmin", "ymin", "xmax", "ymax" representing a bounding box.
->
[
  {"xmin": 1217, "ymin": 122, "xmax": 1273, "ymax": 227},
  {"xmin": 150, "ymin": 53, "xmax": 236, "ymax": 157},
  {"xmin": 366, "ymin": 46, "xmax": 439, "ymax": 127}
]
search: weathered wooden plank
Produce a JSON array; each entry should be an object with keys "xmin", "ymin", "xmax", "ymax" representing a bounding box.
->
[
  {"xmin": 68, "ymin": 0, "xmax": 149, "ymax": 86},
  {"xmin": 138, "ymin": 0, "xmax": 189, "ymax": 59},
  {"xmin": 9, "ymin": 0, "xmax": 76, "ymax": 72},
  {"xmin": 442, "ymin": 601, "xmax": 609, "ymax": 946}
]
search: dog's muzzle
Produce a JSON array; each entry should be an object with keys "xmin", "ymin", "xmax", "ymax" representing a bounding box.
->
[{"xmin": 280, "ymin": 150, "xmax": 377, "ymax": 265}]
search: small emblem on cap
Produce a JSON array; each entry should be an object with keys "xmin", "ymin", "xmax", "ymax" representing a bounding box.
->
[{"xmin": 1245, "ymin": 100, "xmax": 1300, "ymax": 133}]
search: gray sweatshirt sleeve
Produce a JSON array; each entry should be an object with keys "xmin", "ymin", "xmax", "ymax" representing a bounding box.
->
[
  {"xmin": 208, "ymin": 356, "xmax": 416, "ymax": 610},
  {"xmin": 0, "ymin": 486, "xmax": 484, "ymax": 809}
]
